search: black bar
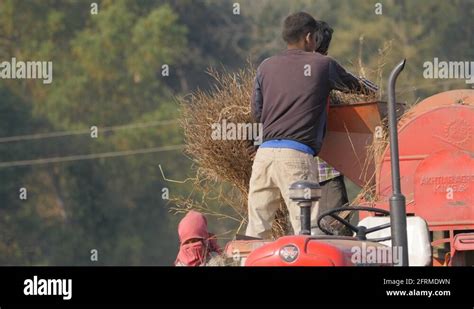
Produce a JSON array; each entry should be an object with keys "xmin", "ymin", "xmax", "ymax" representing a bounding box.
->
[{"xmin": 0, "ymin": 267, "xmax": 472, "ymax": 306}]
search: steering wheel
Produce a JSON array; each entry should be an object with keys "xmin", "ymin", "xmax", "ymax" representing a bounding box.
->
[{"xmin": 316, "ymin": 206, "xmax": 392, "ymax": 242}]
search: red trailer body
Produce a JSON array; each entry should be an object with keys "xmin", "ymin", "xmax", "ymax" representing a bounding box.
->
[{"xmin": 361, "ymin": 90, "xmax": 474, "ymax": 265}]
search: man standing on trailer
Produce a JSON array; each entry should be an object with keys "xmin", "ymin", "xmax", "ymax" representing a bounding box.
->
[{"xmin": 246, "ymin": 12, "xmax": 377, "ymax": 239}]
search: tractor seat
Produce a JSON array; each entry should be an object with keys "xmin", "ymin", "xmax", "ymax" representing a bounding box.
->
[{"xmin": 357, "ymin": 216, "xmax": 432, "ymax": 266}]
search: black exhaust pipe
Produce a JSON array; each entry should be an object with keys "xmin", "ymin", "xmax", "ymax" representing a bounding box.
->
[{"xmin": 387, "ymin": 59, "xmax": 409, "ymax": 266}]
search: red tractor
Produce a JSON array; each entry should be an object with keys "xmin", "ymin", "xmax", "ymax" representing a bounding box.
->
[{"xmin": 224, "ymin": 60, "xmax": 474, "ymax": 266}]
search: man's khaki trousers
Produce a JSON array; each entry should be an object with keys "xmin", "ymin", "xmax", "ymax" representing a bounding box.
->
[{"xmin": 245, "ymin": 148, "xmax": 320, "ymax": 239}]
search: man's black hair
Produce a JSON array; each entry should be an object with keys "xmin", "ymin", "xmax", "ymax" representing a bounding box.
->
[
  {"xmin": 282, "ymin": 12, "xmax": 318, "ymax": 44},
  {"xmin": 314, "ymin": 20, "xmax": 333, "ymax": 55}
]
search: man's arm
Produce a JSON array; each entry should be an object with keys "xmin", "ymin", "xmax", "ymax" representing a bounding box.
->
[
  {"xmin": 251, "ymin": 69, "xmax": 264, "ymax": 123},
  {"xmin": 328, "ymin": 59, "xmax": 378, "ymax": 94}
]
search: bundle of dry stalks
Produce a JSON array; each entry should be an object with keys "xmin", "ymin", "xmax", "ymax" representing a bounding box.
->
[{"xmin": 173, "ymin": 65, "xmax": 295, "ymax": 237}]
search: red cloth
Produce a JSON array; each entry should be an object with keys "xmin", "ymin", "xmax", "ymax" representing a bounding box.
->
[{"xmin": 175, "ymin": 211, "xmax": 221, "ymax": 266}]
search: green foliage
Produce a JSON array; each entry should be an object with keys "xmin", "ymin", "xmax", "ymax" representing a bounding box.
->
[{"xmin": 0, "ymin": 0, "xmax": 188, "ymax": 265}]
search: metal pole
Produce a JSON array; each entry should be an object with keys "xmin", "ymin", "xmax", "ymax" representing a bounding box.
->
[
  {"xmin": 387, "ymin": 59, "xmax": 409, "ymax": 266},
  {"xmin": 299, "ymin": 201, "xmax": 312, "ymax": 235}
]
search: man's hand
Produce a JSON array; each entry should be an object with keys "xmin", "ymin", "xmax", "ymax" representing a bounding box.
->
[{"xmin": 358, "ymin": 77, "xmax": 379, "ymax": 93}]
